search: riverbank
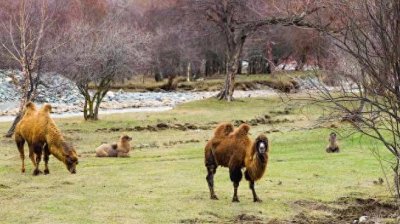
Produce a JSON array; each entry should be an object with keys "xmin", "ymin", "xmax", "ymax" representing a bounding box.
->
[
  {"xmin": 0, "ymin": 89, "xmax": 278, "ymax": 118},
  {"xmin": 0, "ymin": 70, "xmax": 331, "ymax": 118}
]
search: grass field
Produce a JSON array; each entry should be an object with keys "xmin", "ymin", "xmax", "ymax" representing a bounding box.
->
[{"xmin": 0, "ymin": 96, "xmax": 398, "ymax": 223}]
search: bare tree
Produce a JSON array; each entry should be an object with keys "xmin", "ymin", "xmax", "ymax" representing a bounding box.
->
[
  {"xmin": 52, "ymin": 10, "xmax": 151, "ymax": 120},
  {"xmin": 179, "ymin": 0, "xmax": 324, "ymax": 101},
  {"xmin": 310, "ymin": 0, "xmax": 400, "ymax": 198},
  {"xmin": 0, "ymin": 0, "xmax": 65, "ymax": 137}
]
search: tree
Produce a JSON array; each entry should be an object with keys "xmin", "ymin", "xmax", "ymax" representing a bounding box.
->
[
  {"xmin": 144, "ymin": 3, "xmax": 223, "ymax": 82},
  {"xmin": 0, "ymin": 0, "xmax": 65, "ymax": 137},
  {"xmin": 310, "ymin": 0, "xmax": 400, "ymax": 198},
  {"xmin": 181, "ymin": 0, "xmax": 323, "ymax": 101},
  {"xmin": 52, "ymin": 5, "xmax": 151, "ymax": 120}
]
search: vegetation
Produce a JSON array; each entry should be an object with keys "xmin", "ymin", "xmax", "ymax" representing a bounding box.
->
[
  {"xmin": 0, "ymin": 97, "xmax": 397, "ymax": 223},
  {"xmin": 313, "ymin": 0, "xmax": 400, "ymax": 198},
  {"xmin": 110, "ymin": 71, "xmax": 313, "ymax": 93}
]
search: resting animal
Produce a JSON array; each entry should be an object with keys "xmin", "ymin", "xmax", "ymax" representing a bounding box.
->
[
  {"xmin": 95, "ymin": 135, "xmax": 133, "ymax": 157},
  {"xmin": 14, "ymin": 102, "xmax": 78, "ymax": 175},
  {"xmin": 205, "ymin": 123, "xmax": 269, "ymax": 202},
  {"xmin": 326, "ymin": 132, "xmax": 340, "ymax": 153}
]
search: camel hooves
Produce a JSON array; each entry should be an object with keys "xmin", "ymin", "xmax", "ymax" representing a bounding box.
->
[
  {"xmin": 210, "ymin": 195, "xmax": 219, "ymax": 200},
  {"xmin": 32, "ymin": 169, "xmax": 43, "ymax": 176},
  {"xmin": 254, "ymin": 198, "xmax": 263, "ymax": 203}
]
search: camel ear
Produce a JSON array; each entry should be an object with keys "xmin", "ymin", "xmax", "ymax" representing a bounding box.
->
[{"xmin": 42, "ymin": 104, "xmax": 52, "ymax": 113}]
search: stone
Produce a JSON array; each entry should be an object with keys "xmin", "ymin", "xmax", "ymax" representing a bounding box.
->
[{"xmin": 358, "ymin": 216, "xmax": 368, "ymax": 223}]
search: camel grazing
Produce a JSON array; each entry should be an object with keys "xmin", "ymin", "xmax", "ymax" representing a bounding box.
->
[{"xmin": 14, "ymin": 102, "xmax": 78, "ymax": 175}]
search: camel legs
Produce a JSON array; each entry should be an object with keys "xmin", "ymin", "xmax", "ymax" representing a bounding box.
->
[
  {"xmin": 28, "ymin": 144, "xmax": 36, "ymax": 167},
  {"xmin": 206, "ymin": 165, "xmax": 218, "ymax": 200},
  {"xmin": 43, "ymin": 144, "xmax": 50, "ymax": 175},
  {"xmin": 32, "ymin": 144, "xmax": 43, "ymax": 176},
  {"xmin": 230, "ymin": 167, "xmax": 242, "ymax": 203},
  {"xmin": 249, "ymin": 181, "xmax": 262, "ymax": 202},
  {"xmin": 15, "ymin": 136, "xmax": 25, "ymax": 173}
]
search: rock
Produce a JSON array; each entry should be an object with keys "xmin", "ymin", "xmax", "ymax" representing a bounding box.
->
[
  {"xmin": 173, "ymin": 124, "xmax": 187, "ymax": 131},
  {"xmin": 358, "ymin": 216, "xmax": 368, "ymax": 223},
  {"xmin": 156, "ymin": 123, "xmax": 169, "ymax": 130},
  {"xmin": 233, "ymin": 120, "xmax": 245, "ymax": 126},
  {"xmin": 0, "ymin": 70, "xmax": 283, "ymax": 116},
  {"xmin": 185, "ymin": 124, "xmax": 198, "ymax": 130},
  {"xmin": 107, "ymin": 91, "xmax": 115, "ymax": 98},
  {"xmin": 134, "ymin": 126, "xmax": 145, "ymax": 131},
  {"xmin": 248, "ymin": 119, "xmax": 258, "ymax": 126},
  {"xmin": 147, "ymin": 125, "xmax": 157, "ymax": 132}
]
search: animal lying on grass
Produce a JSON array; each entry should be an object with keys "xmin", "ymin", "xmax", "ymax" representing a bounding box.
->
[
  {"xmin": 95, "ymin": 135, "xmax": 133, "ymax": 157},
  {"xmin": 14, "ymin": 102, "xmax": 78, "ymax": 175},
  {"xmin": 205, "ymin": 123, "xmax": 269, "ymax": 202},
  {"xmin": 326, "ymin": 132, "xmax": 340, "ymax": 153}
]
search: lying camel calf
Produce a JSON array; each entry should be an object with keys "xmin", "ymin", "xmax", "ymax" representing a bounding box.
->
[{"xmin": 96, "ymin": 135, "xmax": 133, "ymax": 157}]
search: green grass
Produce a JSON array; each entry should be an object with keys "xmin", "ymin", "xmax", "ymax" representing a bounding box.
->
[{"xmin": 0, "ymin": 96, "xmax": 395, "ymax": 223}]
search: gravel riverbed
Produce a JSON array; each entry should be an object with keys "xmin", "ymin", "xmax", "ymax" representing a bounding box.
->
[{"xmin": 0, "ymin": 71, "xmax": 278, "ymax": 118}]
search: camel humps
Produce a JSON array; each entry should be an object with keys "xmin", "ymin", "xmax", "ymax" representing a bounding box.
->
[
  {"xmin": 205, "ymin": 123, "xmax": 269, "ymax": 202},
  {"xmin": 14, "ymin": 102, "xmax": 78, "ymax": 175}
]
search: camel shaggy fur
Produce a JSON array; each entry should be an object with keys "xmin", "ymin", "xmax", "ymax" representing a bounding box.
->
[
  {"xmin": 95, "ymin": 135, "xmax": 133, "ymax": 157},
  {"xmin": 326, "ymin": 132, "xmax": 340, "ymax": 153},
  {"xmin": 204, "ymin": 122, "xmax": 234, "ymax": 160},
  {"xmin": 205, "ymin": 123, "xmax": 270, "ymax": 202},
  {"xmin": 14, "ymin": 102, "xmax": 78, "ymax": 175}
]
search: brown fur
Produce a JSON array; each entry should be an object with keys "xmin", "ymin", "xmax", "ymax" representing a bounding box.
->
[
  {"xmin": 205, "ymin": 123, "xmax": 269, "ymax": 202},
  {"xmin": 204, "ymin": 123, "xmax": 234, "ymax": 166},
  {"xmin": 95, "ymin": 135, "xmax": 133, "ymax": 157},
  {"xmin": 326, "ymin": 132, "xmax": 340, "ymax": 153},
  {"xmin": 14, "ymin": 103, "xmax": 78, "ymax": 175}
]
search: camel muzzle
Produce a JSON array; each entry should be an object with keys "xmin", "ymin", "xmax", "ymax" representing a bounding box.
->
[{"xmin": 258, "ymin": 142, "xmax": 266, "ymax": 154}]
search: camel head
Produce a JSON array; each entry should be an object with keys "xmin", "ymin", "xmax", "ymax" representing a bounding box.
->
[
  {"xmin": 329, "ymin": 132, "xmax": 337, "ymax": 142},
  {"xmin": 120, "ymin": 135, "xmax": 133, "ymax": 142},
  {"xmin": 62, "ymin": 142, "xmax": 79, "ymax": 174},
  {"xmin": 255, "ymin": 134, "xmax": 269, "ymax": 162}
]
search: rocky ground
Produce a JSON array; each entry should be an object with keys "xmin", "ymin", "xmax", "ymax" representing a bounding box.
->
[{"xmin": 0, "ymin": 71, "xmax": 279, "ymax": 116}]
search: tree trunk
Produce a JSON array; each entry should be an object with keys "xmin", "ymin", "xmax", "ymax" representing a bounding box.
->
[
  {"xmin": 394, "ymin": 157, "xmax": 400, "ymax": 199},
  {"xmin": 83, "ymin": 98, "xmax": 88, "ymax": 120},
  {"xmin": 84, "ymin": 99, "xmax": 97, "ymax": 121},
  {"xmin": 5, "ymin": 68, "xmax": 37, "ymax": 137},
  {"xmin": 187, "ymin": 62, "xmax": 192, "ymax": 82},
  {"xmin": 93, "ymin": 102, "xmax": 100, "ymax": 121},
  {"xmin": 5, "ymin": 112, "xmax": 22, "ymax": 137},
  {"xmin": 217, "ymin": 71, "xmax": 236, "ymax": 101},
  {"xmin": 93, "ymin": 93, "xmax": 103, "ymax": 121},
  {"xmin": 237, "ymin": 60, "xmax": 242, "ymax": 74},
  {"xmin": 217, "ymin": 46, "xmax": 242, "ymax": 101}
]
